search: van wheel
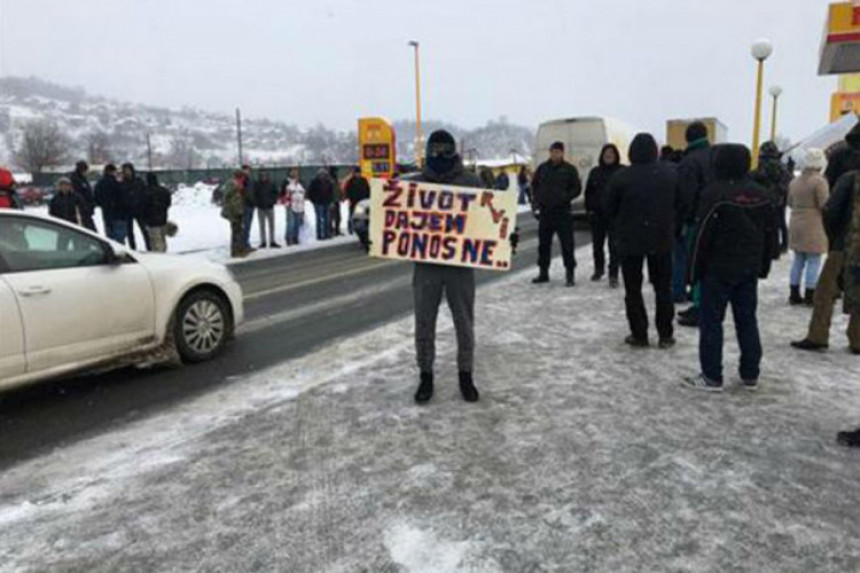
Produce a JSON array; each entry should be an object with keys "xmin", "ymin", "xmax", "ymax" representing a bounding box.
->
[{"xmin": 174, "ymin": 291, "xmax": 230, "ymax": 363}]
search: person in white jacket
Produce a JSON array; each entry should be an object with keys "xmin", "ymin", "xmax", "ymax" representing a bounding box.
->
[{"xmin": 281, "ymin": 168, "xmax": 306, "ymax": 246}]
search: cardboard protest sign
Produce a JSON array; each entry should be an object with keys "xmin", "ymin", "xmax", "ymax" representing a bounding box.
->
[{"xmin": 369, "ymin": 178, "xmax": 518, "ymax": 271}]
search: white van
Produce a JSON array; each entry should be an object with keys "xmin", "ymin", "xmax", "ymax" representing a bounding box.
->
[{"xmin": 534, "ymin": 117, "xmax": 639, "ymax": 214}]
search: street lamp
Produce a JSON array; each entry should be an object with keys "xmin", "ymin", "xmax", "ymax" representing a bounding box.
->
[
  {"xmin": 408, "ymin": 40, "xmax": 423, "ymax": 166},
  {"xmin": 769, "ymin": 85, "xmax": 783, "ymax": 142},
  {"xmin": 751, "ymin": 39, "xmax": 773, "ymax": 168}
]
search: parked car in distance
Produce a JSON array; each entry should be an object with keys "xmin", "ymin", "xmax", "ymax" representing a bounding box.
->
[{"xmin": 0, "ymin": 210, "xmax": 244, "ymax": 391}]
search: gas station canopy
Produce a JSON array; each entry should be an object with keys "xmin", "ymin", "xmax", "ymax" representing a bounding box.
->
[{"xmin": 820, "ymin": 2, "xmax": 860, "ymax": 75}]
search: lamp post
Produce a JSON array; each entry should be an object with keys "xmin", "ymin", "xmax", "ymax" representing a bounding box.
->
[
  {"xmin": 751, "ymin": 39, "xmax": 773, "ymax": 168},
  {"xmin": 408, "ymin": 40, "xmax": 423, "ymax": 166},
  {"xmin": 769, "ymin": 85, "xmax": 783, "ymax": 142}
]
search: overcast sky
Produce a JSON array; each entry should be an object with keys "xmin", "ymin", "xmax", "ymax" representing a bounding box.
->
[{"xmin": 0, "ymin": 0, "xmax": 841, "ymax": 144}]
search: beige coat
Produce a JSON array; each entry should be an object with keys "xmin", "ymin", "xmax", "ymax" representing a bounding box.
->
[{"xmin": 788, "ymin": 171, "xmax": 829, "ymax": 254}]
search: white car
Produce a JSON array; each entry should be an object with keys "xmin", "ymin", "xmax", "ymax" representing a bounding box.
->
[{"xmin": 0, "ymin": 210, "xmax": 244, "ymax": 391}]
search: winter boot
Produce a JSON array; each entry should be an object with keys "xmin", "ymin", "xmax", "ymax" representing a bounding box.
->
[
  {"xmin": 789, "ymin": 286, "xmax": 803, "ymax": 306},
  {"xmin": 609, "ymin": 276, "xmax": 619, "ymax": 289},
  {"xmin": 625, "ymin": 335, "xmax": 649, "ymax": 348},
  {"xmin": 804, "ymin": 288, "xmax": 815, "ymax": 306},
  {"xmin": 591, "ymin": 271, "xmax": 604, "ymax": 282},
  {"xmin": 790, "ymin": 338, "xmax": 828, "ymax": 352},
  {"xmin": 677, "ymin": 308, "xmax": 699, "ymax": 328},
  {"xmin": 459, "ymin": 371, "xmax": 480, "ymax": 403},
  {"xmin": 837, "ymin": 428, "xmax": 860, "ymax": 448},
  {"xmin": 532, "ymin": 269, "xmax": 549, "ymax": 284},
  {"xmin": 414, "ymin": 372, "xmax": 434, "ymax": 404},
  {"xmin": 565, "ymin": 268, "xmax": 575, "ymax": 287}
]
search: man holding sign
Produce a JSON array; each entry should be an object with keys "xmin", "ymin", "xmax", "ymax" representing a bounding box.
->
[{"xmin": 370, "ymin": 130, "xmax": 517, "ymax": 404}]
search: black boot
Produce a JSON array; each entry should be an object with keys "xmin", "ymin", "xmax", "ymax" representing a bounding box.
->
[
  {"xmin": 414, "ymin": 372, "xmax": 434, "ymax": 404},
  {"xmin": 804, "ymin": 288, "xmax": 815, "ymax": 306},
  {"xmin": 837, "ymin": 428, "xmax": 860, "ymax": 447},
  {"xmin": 591, "ymin": 270, "xmax": 604, "ymax": 282},
  {"xmin": 789, "ymin": 286, "xmax": 803, "ymax": 306},
  {"xmin": 609, "ymin": 275, "xmax": 619, "ymax": 289},
  {"xmin": 565, "ymin": 268, "xmax": 575, "ymax": 287},
  {"xmin": 677, "ymin": 307, "xmax": 699, "ymax": 327},
  {"xmin": 791, "ymin": 338, "xmax": 828, "ymax": 351},
  {"xmin": 532, "ymin": 269, "xmax": 549, "ymax": 284},
  {"xmin": 459, "ymin": 371, "xmax": 479, "ymax": 402}
]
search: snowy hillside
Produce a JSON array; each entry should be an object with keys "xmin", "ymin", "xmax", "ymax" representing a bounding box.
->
[{"xmin": 0, "ymin": 76, "xmax": 535, "ymax": 171}]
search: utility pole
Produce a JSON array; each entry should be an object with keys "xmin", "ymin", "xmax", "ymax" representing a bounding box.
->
[
  {"xmin": 409, "ymin": 40, "xmax": 423, "ymax": 166},
  {"xmin": 146, "ymin": 132, "xmax": 153, "ymax": 171},
  {"xmin": 236, "ymin": 108, "xmax": 244, "ymax": 166}
]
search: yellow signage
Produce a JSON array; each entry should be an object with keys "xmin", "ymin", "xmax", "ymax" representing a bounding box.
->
[
  {"xmin": 820, "ymin": 3, "xmax": 860, "ymax": 75},
  {"xmin": 358, "ymin": 118, "xmax": 396, "ymax": 180}
]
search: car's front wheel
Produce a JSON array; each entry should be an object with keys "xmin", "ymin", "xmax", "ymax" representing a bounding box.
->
[{"xmin": 174, "ymin": 290, "xmax": 231, "ymax": 363}]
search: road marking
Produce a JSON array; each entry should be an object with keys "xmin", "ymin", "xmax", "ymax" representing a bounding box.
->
[
  {"xmin": 238, "ymin": 275, "xmax": 411, "ymax": 335},
  {"xmin": 243, "ymin": 258, "xmax": 399, "ymax": 301}
]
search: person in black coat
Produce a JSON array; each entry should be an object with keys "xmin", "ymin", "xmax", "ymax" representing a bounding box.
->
[
  {"xmin": 531, "ymin": 141, "xmax": 582, "ymax": 286},
  {"xmin": 585, "ymin": 143, "xmax": 624, "ymax": 286},
  {"xmin": 142, "ymin": 173, "xmax": 172, "ymax": 252},
  {"xmin": 683, "ymin": 144, "xmax": 776, "ymax": 392},
  {"xmin": 69, "ymin": 160, "xmax": 96, "ymax": 231},
  {"xmin": 121, "ymin": 163, "xmax": 151, "ymax": 251},
  {"xmin": 605, "ymin": 133, "xmax": 679, "ymax": 348},
  {"xmin": 676, "ymin": 122, "xmax": 716, "ymax": 322},
  {"xmin": 752, "ymin": 141, "xmax": 792, "ymax": 256},
  {"xmin": 308, "ymin": 169, "xmax": 335, "ymax": 240},
  {"xmin": 344, "ymin": 167, "xmax": 370, "ymax": 235},
  {"xmin": 48, "ymin": 177, "xmax": 88, "ymax": 227},
  {"xmin": 253, "ymin": 171, "xmax": 279, "ymax": 248},
  {"xmin": 328, "ymin": 166, "xmax": 343, "ymax": 237},
  {"xmin": 94, "ymin": 164, "xmax": 129, "ymax": 244}
]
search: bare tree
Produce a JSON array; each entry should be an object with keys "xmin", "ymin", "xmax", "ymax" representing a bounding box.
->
[
  {"xmin": 164, "ymin": 132, "xmax": 201, "ymax": 170},
  {"xmin": 83, "ymin": 130, "xmax": 114, "ymax": 165},
  {"xmin": 8, "ymin": 119, "xmax": 71, "ymax": 174}
]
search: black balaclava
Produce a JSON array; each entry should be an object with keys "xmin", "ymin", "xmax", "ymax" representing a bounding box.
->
[{"xmin": 426, "ymin": 130, "xmax": 458, "ymax": 175}]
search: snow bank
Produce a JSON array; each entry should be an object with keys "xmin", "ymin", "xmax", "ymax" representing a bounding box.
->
[{"xmin": 171, "ymin": 182, "xmax": 217, "ymax": 208}]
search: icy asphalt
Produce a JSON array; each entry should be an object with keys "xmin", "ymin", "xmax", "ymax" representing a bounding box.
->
[{"xmin": 1, "ymin": 248, "xmax": 859, "ymax": 573}]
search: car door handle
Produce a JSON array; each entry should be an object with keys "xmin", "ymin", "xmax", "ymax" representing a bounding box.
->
[{"xmin": 18, "ymin": 286, "xmax": 52, "ymax": 297}]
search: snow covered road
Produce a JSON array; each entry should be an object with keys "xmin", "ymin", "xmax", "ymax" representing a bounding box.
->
[{"xmin": 1, "ymin": 250, "xmax": 859, "ymax": 572}]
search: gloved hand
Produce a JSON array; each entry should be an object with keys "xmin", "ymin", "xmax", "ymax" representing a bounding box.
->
[{"xmin": 509, "ymin": 227, "xmax": 520, "ymax": 255}]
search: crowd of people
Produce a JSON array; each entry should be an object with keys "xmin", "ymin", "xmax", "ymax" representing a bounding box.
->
[
  {"xmin": 220, "ymin": 165, "xmax": 372, "ymax": 258},
  {"xmin": 0, "ymin": 161, "xmax": 174, "ymax": 253},
  {"xmin": 418, "ymin": 122, "xmax": 860, "ymax": 450}
]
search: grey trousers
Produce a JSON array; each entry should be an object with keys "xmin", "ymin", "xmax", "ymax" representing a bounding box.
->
[
  {"xmin": 257, "ymin": 208, "xmax": 275, "ymax": 245},
  {"xmin": 413, "ymin": 263, "xmax": 475, "ymax": 374}
]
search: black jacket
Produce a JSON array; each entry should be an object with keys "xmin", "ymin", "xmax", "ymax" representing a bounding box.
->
[
  {"xmin": 584, "ymin": 144, "xmax": 624, "ymax": 213},
  {"xmin": 409, "ymin": 155, "xmax": 482, "ymax": 188},
  {"xmin": 122, "ymin": 174, "xmax": 147, "ymax": 217},
  {"xmin": 605, "ymin": 134, "xmax": 679, "ymax": 257},
  {"xmin": 689, "ymin": 144, "xmax": 776, "ymax": 283},
  {"xmin": 825, "ymin": 141, "xmax": 860, "ymax": 189},
  {"xmin": 307, "ymin": 173, "xmax": 335, "ymax": 205},
  {"xmin": 751, "ymin": 156, "xmax": 792, "ymax": 208},
  {"xmin": 531, "ymin": 159, "xmax": 581, "ymax": 211},
  {"xmin": 345, "ymin": 175, "xmax": 371, "ymax": 205},
  {"xmin": 253, "ymin": 179, "xmax": 278, "ymax": 210},
  {"xmin": 142, "ymin": 185, "xmax": 172, "ymax": 227},
  {"xmin": 49, "ymin": 191, "xmax": 88, "ymax": 225},
  {"xmin": 677, "ymin": 140, "xmax": 715, "ymax": 225},
  {"xmin": 95, "ymin": 175, "xmax": 128, "ymax": 220},
  {"xmin": 824, "ymin": 171, "xmax": 857, "ymax": 252},
  {"xmin": 70, "ymin": 171, "xmax": 95, "ymax": 213}
]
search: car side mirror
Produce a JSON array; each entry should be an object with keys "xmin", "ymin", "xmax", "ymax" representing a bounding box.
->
[{"xmin": 108, "ymin": 243, "xmax": 128, "ymax": 265}]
